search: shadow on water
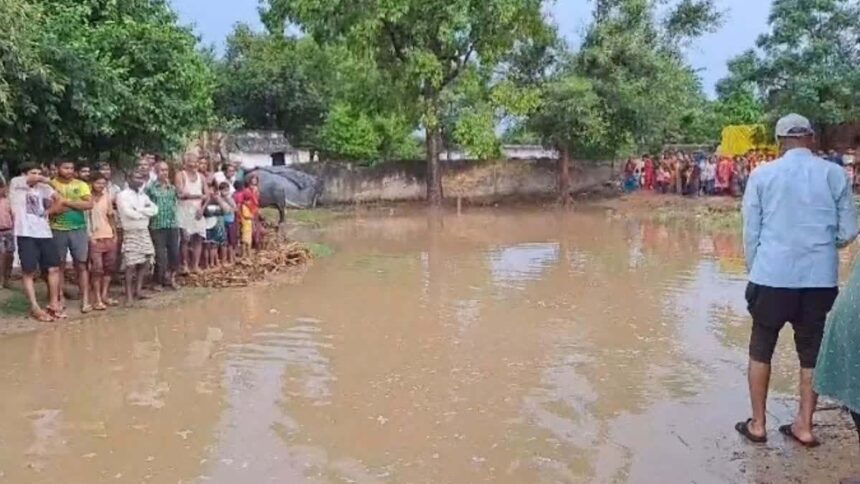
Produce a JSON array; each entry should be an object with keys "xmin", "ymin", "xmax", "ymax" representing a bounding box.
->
[{"xmin": 0, "ymin": 206, "xmax": 856, "ymax": 483}]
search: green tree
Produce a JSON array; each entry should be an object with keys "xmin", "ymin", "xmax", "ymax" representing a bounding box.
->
[
  {"xmin": 713, "ymin": 50, "xmax": 765, "ymax": 125},
  {"xmin": 745, "ymin": 0, "xmax": 860, "ymax": 125},
  {"xmin": 267, "ymin": 0, "xmax": 547, "ymax": 205},
  {"xmin": 0, "ymin": 0, "xmax": 215, "ymax": 164},
  {"xmin": 576, "ymin": 0, "xmax": 723, "ymax": 154},
  {"xmin": 527, "ymin": 74, "xmax": 608, "ymax": 202},
  {"xmin": 317, "ymin": 103, "xmax": 381, "ymax": 161},
  {"xmin": 215, "ymin": 25, "xmax": 421, "ymax": 162}
]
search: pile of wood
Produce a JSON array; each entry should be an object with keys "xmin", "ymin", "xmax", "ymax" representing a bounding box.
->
[{"xmin": 181, "ymin": 241, "xmax": 313, "ymax": 288}]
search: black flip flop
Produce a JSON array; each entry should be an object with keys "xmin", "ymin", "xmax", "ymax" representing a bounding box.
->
[
  {"xmin": 735, "ymin": 419, "xmax": 767, "ymax": 443},
  {"xmin": 778, "ymin": 424, "xmax": 820, "ymax": 448}
]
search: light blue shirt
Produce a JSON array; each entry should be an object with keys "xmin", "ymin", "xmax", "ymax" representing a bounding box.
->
[{"xmin": 743, "ymin": 148, "xmax": 858, "ymax": 288}]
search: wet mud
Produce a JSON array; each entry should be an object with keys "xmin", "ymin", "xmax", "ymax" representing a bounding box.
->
[{"xmin": 0, "ymin": 207, "xmax": 857, "ymax": 483}]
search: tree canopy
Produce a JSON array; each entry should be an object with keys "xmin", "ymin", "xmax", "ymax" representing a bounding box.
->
[
  {"xmin": 0, "ymin": 0, "xmax": 215, "ymax": 166},
  {"xmin": 718, "ymin": 0, "xmax": 860, "ymax": 126},
  {"xmin": 265, "ymin": 0, "xmax": 548, "ymax": 203}
]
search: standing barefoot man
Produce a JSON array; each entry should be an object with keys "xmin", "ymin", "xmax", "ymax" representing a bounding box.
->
[
  {"xmin": 116, "ymin": 171, "xmax": 158, "ymax": 305},
  {"xmin": 737, "ymin": 114, "xmax": 858, "ymax": 446}
]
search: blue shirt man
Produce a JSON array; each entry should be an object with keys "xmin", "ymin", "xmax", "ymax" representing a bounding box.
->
[
  {"xmin": 743, "ymin": 146, "xmax": 858, "ymax": 288},
  {"xmin": 737, "ymin": 113, "xmax": 859, "ymax": 448}
]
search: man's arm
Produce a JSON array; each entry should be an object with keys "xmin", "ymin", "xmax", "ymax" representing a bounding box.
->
[
  {"xmin": 116, "ymin": 192, "xmax": 146, "ymax": 221},
  {"xmin": 62, "ymin": 182, "xmax": 93, "ymax": 211},
  {"xmin": 742, "ymin": 173, "xmax": 763, "ymax": 271},
  {"xmin": 138, "ymin": 193, "xmax": 159, "ymax": 218},
  {"xmin": 835, "ymin": 170, "xmax": 858, "ymax": 249}
]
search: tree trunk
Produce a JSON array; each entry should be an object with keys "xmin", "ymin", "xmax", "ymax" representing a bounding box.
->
[
  {"xmin": 557, "ymin": 146, "xmax": 572, "ymax": 205},
  {"xmin": 426, "ymin": 125, "xmax": 444, "ymax": 205}
]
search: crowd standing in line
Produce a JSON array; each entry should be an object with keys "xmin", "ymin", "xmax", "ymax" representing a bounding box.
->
[
  {"xmin": 1, "ymin": 154, "xmax": 267, "ymax": 322},
  {"xmin": 623, "ymin": 147, "xmax": 859, "ymax": 197}
]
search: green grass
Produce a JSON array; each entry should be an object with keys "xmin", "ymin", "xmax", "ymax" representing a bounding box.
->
[
  {"xmin": 652, "ymin": 206, "xmax": 742, "ymax": 233},
  {"xmin": 260, "ymin": 208, "xmax": 343, "ymax": 227},
  {"xmin": 0, "ymin": 292, "xmax": 31, "ymax": 316},
  {"xmin": 307, "ymin": 242, "xmax": 335, "ymax": 258}
]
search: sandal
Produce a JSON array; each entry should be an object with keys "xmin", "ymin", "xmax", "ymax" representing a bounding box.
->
[
  {"xmin": 30, "ymin": 310, "xmax": 55, "ymax": 323},
  {"xmin": 779, "ymin": 424, "xmax": 820, "ymax": 448},
  {"xmin": 46, "ymin": 306, "xmax": 68, "ymax": 320},
  {"xmin": 735, "ymin": 419, "xmax": 767, "ymax": 444},
  {"xmin": 80, "ymin": 304, "xmax": 93, "ymax": 314},
  {"xmin": 93, "ymin": 303, "xmax": 108, "ymax": 311},
  {"xmin": 105, "ymin": 298, "xmax": 120, "ymax": 307}
]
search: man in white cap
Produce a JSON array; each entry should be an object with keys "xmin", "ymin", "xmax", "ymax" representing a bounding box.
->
[{"xmin": 736, "ymin": 113, "xmax": 858, "ymax": 447}]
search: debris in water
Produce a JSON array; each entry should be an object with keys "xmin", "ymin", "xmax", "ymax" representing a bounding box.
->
[
  {"xmin": 376, "ymin": 415, "xmax": 389, "ymax": 425},
  {"xmin": 182, "ymin": 241, "xmax": 312, "ymax": 288},
  {"xmin": 175, "ymin": 430, "xmax": 193, "ymax": 440}
]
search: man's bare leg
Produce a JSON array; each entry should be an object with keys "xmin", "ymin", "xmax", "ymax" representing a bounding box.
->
[
  {"xmin": 91, "ymin": 271, "xmax": 103, "ymax": 307},
  {"xmin": 747, "ymin": 359, "xmax": 770, "ymax": 438},
  {"xmin": 76, "ymin": 262, "xmax": 90, "ymax": 309},
  {"xmin": 134, "ymin": 262, "xmax": 151, "ymax": 299},
  {"xmin": 47, "ymin": 267, "xmax": 61, "ymax": 309},
  {"xmin": 0, "ymin": 252, "xmax": 12, "ymax": 288},
  {"xmin": 791, "ymin": 368, "xmax": 818, "ymax": 443},
  {"xmin": 21, "ymin": 273, "xmax": 44, "ymax": 315},
  {"xmin": 124, "ymin": 266, "xmax": 135, "ymax": 305}
]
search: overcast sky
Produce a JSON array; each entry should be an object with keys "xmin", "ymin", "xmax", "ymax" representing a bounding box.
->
[{"xmin": 171, "ymin": 0, "xmax": 772, "ymax": 96}]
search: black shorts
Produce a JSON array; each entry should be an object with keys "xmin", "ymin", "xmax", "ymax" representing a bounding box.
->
[
  {"xmin": 745, "ymin": 283, "xmax": 838, "ymax": 368},
  {"xmin": 17, "ymin": 236, "xmax": 61, "ymax": 274}
]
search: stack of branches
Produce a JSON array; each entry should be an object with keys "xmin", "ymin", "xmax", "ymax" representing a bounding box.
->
[{"xmin": 182, "ymin": 241, "xmax": 313, "ymax": 288}]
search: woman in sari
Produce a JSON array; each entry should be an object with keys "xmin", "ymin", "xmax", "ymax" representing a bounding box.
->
[
  {"xmin": 715, "ymin": 157, "xmax": 733, "ymax": 195},
  {"xmin": 815, "ymin": 258, "xmax": 860, "ymax": 449},
  {"xmin": 643, "ymin": 157, "xmax": 655, "ymax": 191}
]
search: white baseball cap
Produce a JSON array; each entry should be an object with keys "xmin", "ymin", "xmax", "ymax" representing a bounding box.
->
[{"xmin": 775, "ymin": 113, "xmax": 814, "ymax": 138}]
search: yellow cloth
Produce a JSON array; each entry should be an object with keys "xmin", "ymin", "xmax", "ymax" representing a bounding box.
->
[
  {"xmin": 718, "ymin": 125, "xmax": 777, "ymax": 157},
  {"xmin": 241, "ymin": 205, "xmax": 253, "ymax": 245}
]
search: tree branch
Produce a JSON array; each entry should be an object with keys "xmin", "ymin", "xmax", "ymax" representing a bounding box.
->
[
  {"xmin": 440, "ymin": 43, "xmax": 475, "ymax": 89},
  {"xmin": 383, "ymin": 22, "xmax": 407, "ymax": 63}
]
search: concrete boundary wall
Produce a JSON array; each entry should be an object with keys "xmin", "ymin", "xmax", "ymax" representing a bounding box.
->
[{"xmin": 295, "ymin": 159, "xmax": 615, "ymax": 204}]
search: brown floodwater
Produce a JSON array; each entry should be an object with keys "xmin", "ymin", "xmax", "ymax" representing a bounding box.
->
[{"xmin": 1, "ymin": 207, "xmax": 858, "ymax": 484}]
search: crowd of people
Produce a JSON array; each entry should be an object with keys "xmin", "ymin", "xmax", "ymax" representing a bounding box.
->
[
  {"xmin": 0, "ymin": 153, "xmax": 266, "ymax": 322},
  {"xmin": 623, "ymin": 148, "xmax": 858, "ymax": 197}
]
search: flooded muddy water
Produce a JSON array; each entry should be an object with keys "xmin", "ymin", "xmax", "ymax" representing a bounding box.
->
[{"xmin": 0, "ymin": 207, "xmax": 857, "ymax": 483}]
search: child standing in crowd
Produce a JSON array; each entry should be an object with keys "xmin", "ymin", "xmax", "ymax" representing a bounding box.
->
[
  {"xmin": 146, "ymin": 161, "xmax": 181, "ymax": 291},
  {"xmin": 51, "ymin": 160, "xmax": 94, "ymax": 313},
  {"xmin": 655, "ymin": 163, "xmax": 670, "ymax": 194},
  {"xmin": 0, "ymin": 181, "xmax": 14, "ymax": 288},
  {"xmin": 86, "ymin": 172, "xmax": 118, "ymax": 310},
  {"xmin": 203, "ymin": 180, "xmax": 230, "ymax": 268},
  {"xmin": 219, "ymin": 182, "xmax": 237, "ymax": 266},
  {"xmin": 9, "ymin": 163, "xmax": 64, "ymax": 321},
  {"xmin": 239, "ymin": 174, "xmax": 261, "ymax": 257},
  {"xmin": 117, "ymin": 170, "xmax": 158, "ymax": 305}
]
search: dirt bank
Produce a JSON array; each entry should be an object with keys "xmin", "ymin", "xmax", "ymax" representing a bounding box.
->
[
  {"xmin": 0, "ymin": 242, "xmax": 312, "ymax": 337},
  {"xmin": 597, "ymin": 191, "xmax": 743, "ymax": 231}
]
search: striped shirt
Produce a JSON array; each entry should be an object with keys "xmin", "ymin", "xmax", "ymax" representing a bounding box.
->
[{"xmin": 145, "ymin": 181, "xmax": 179, "ymax": 230}]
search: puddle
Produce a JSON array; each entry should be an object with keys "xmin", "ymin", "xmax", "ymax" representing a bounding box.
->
[{"xmin": 0, "ymin": 207, "xmax": 856, "ymax": 483}]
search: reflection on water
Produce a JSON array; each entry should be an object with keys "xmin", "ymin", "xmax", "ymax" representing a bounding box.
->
[{"xmin": 0, "ymin": 207, "xmax": 856, "ymax": 483}]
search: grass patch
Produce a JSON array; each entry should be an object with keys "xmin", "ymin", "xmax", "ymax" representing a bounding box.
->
[
  {"xmin": 652, "ymin": 206, "xmax": 742, "ymax": 233},
  {"xmin": 260, "ymin": 208, "xmax": 343, "ymax": 227},
  {"xmin": 0, "ymin": 292, "xmax": 31, "ymax": 316},
  {"xmin": 307, "ymin": 242, "xmax": 335, "ymax": 258}
]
